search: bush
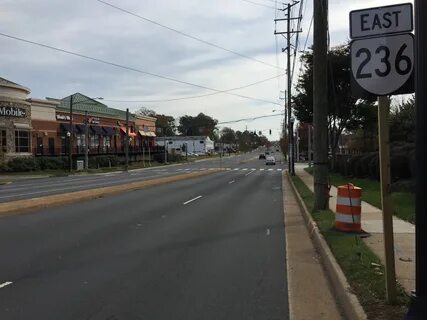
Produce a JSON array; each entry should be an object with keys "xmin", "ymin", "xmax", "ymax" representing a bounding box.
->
[
  {"xmin": 88, "ymin": 155, "xmax": 120, "ymax": 169},
  {"xmin": 35, "ymin": 157, "xmax": 68, "ymax": 170},
  {"xmin": 6, "ymin": 157, "xmax": 39, "ymax": 172}
]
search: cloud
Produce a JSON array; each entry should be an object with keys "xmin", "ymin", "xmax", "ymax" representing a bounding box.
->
[{"xmin": 0, "ymin": 0, "xmax": 409, "ymax": 141}]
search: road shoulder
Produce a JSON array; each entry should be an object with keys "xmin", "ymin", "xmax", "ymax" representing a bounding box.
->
[{"xmin": 282, "ymin": 172, "xmax": 343, "ymax": 320}]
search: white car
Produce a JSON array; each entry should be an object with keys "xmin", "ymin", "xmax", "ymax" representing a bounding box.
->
[{"xmin": 265, "ymin": 156, "xmax": 276, "ymax": 165}]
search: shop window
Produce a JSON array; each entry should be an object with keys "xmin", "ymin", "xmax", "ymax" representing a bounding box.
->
[
  {"xmin": 104, "ymin": 136, "xmax": 111, "ymax": 148},
  {"xmin": 90, "ymin": 134, "xmax": 100, "ymax": 148},
  {"xmin": 14, "ymin": 130, "xmax": 29, "ymax": 153},
  {"xmin": 0, "ymin": 129, "xmax": 6, "ymax": 153}
]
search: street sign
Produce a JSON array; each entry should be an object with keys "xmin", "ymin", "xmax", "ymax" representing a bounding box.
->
[
  {"xmin": 350, "ymin": 3, "xmax": 413, "ymax": 39},
  {"xmin": 351, "ymin": 33, "xmax": 414, "ymax": 96}
]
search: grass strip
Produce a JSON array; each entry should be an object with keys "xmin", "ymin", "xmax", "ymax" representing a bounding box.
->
[
  {"xmin": 304, "ymin": 167, "xmax": 415, "ymax": 223},
  {"xmin": 291, "ymin": 174, "xmax": 408, "ymax": 320}
]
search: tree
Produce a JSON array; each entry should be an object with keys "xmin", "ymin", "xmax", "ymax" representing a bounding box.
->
[
  {"xmin": 220, "ymin": 127, "xmax": 237, "ymax": 145},
  {"xmin": 156, "ymin": 114, "xmax": 176, "ymax": 136},
  {"xmin": 235, "ymin": 130, "xmax": 268, "ymax": 151},
  {"xmin": 293, "ymin": 44, "xmax": 376, "ymax": 164},
  {"xmin": 178, "ymin": 113, "xmax": 218, "ymax": 140},
  {"xmin": 390, "ymin": 96, "xmax": 415, "ymax": 143},
  {"xmin": 135, "ymin": 106, "xmax": 156, "ymax": 117}
]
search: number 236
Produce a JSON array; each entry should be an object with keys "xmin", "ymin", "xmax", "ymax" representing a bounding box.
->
[{"xmin": 356, "ymin": 44, "xmax": 412, "ymax": 79}]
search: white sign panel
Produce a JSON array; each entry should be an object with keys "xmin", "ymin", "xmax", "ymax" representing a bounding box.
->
[
  {"xmin": 350, "ymin": 3, "xmax": 413, "ymax": 39},
  {"xmin": 351, "ymin": 33, "xmax": 414, "ymax": 96}
]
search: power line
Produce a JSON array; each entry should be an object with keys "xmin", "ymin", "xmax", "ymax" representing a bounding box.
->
[
  {"xmin": 103, "ymin": 73, "xmax": 285, "ymax": 103},
  {"xmin": 96, "ymin": 0, "xmax": 280, "ymax": 70},
  {"xmin": 218, "ymin": 112, "xmax": 285, "ymax": 125},
  {"xmin": 239, "ymin": 0, "xmax": 277, "ymax": 9},
  {"xmin": 0, "ymin": 32, "xmax": 281, "ymax": 106}
]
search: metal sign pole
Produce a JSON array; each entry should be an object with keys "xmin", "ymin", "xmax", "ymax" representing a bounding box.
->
[{"xmin": 377, "ymin": 96, "xmax": 397, "ymax": 304}]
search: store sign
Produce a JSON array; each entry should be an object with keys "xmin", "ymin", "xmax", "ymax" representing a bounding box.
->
[
  {"xmin": 56, "ymin": 114, "xmax": 71, "ymax": 121},
  {"xmin": 0, "ymin": 106, "xmax": 27, "ymax": 118},
  {"xmin": 89, "ymin": 117, "xmax": 100, "ymax": 124}
]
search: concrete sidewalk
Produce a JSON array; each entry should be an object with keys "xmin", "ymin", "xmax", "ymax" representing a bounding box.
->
[
  {"xmin": 283, "ymin": 173, "xmax": 343, "ymax": 319},
  {"xmin": 295, "ymin": 163, "xmax": 415, "ymax": 294}
]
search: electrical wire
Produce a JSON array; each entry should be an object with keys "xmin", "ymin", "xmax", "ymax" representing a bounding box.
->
[
  {"xmin": 218, "ymin": 112, "xmax": 284, "ymax": 125},
  {"xmin": 96, "ymin": 0, "xmax": 280, "ymax": 70},
  {"xmin": 0, "ymin": 31, "xmax": 281, "ymax": 106},
  {"xmin": 102, "ymin": 73, "xmax": 285, "ymax": 103},
  {"xmin": 239, "ymin": 0, "xmax": 277, "ymax": 9}
]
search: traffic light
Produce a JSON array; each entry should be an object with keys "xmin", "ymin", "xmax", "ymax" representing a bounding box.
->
[{"xmin": 269, "ymin": 129, "xmax": 272, "ymax": 135}]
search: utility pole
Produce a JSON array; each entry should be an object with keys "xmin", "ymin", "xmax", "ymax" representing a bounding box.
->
[
  {"xmin": 84, "ymin": 110, "xmax": 89, "ymax": 171},
  {"xmin": 125, "ymin": 108, "xmax": 129, "ymax": 171},
  {"xmin": 406, "ymin": 0, "xmax": 427, "ymax": 318},
  {"xmin": 274, "ymin": 2, "xmax": 301, "ymax": 176},
  {"xmin": 68, "ymin": 94, "xmax": 73, "ymax": 173},
  {"xmin": 308, "ymin": 124, "xmax": 312, "ymax": 167},
  {"xmin": 312, "ymin": 0, "xmax": 329, "ymax": 210}
]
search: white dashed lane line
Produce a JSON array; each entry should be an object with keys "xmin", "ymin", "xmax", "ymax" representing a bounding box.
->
[
  {"xmin": 0, "ymin": 282, "xmax": 13, "ymax": 289},
  {"xmin": 183, "ymin": 195, "xmax": 203, "ymax": 205}
]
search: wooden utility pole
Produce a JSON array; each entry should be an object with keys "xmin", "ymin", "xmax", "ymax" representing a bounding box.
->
[
  {"xmin": 274, "ymin": 2, "xmax": 301, "ymax": 175},
  {"xmin": 406, "ymin": 0, "xmax": 427, "ymax": 317},
  {"xmin": 313, "ymin": 0, "xmax": 329, "ymax": 210},
  {"xmin": 378, "ymin": 96, "xmax": 397, "ymax": 304}
]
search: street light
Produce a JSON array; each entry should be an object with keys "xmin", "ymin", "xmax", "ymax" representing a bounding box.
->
[{"xmin": 68, "ymin": 95, "xmax": 103, "ymax": 172}]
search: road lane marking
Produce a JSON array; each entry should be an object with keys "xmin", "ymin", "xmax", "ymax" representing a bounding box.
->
[
  {"xmin": 233, "ymin": 168, "xmax": 239, "ymax": 171},
  {"xmin": 0, "ymin": 282, "xmax": 12, "ymax": 289},
  {"xmin": 268, "ymin": 168, "xmax": 273, "ymax": 171},
  {"xmin": 177, "ymin": 169, "xmax": 183, "ymax": 171},
  {"xmin": 277, "ymin": 169, "xmax": 282, "ymax": 171},
  {"xmin": 183, "ymin": 195, "xmax": 203, "ymax": 205},
  {"xmin": 184, "ymin": 168, "xmax": 190, "ymax": 171},
  {"xmin": 266, "ymin": 228, "xmax": 271, "ymax": 236},
  {"xmin": 245, "ymin": 170, "xmax": 255, "ymax": 176},
  {"xmin": 251, "ymin": 168, "xmax": 256, "ymax": 170},
  {"xmin": 228, "ymin": 180, "xmax": 235, "ymax": 184},
  {"xmin": 260, "ymin": 168, "xmax": 265, "ymax": 171},
  {"xmin": 208, "ymin": 168, "xmax": 215, "ymax": 171},
  {"xmin": 242, "ymin": 168, "xmax": 248, "ymax": 171}
]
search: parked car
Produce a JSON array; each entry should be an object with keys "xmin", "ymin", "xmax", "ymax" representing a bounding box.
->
[
  {"xmin": 265, "ymin": 156, "xmax": 276, "ymax": 165},
  {"xmin": 259, "ymin": 154, "xmax": 266, "ymax": 159}
]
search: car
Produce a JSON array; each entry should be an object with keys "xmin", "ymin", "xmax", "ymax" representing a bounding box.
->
[
  {"xmin": 265, "ymin": 151, "xmax": 270, "ymax": 155},
  {"xmin": 259, "ymin": 153, "xmax": 266, "ymax": 159},
  {"xmin": 265, "ymin": 156, "xmax": 276, "ymax": 165}
]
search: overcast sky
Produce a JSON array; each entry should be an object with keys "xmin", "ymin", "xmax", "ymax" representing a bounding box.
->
[{"xmin": 1, "ymin": 0, "xmax": 412, "ymax": 140}]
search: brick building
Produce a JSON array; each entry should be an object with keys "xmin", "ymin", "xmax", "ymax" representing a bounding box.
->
[{"xmin": 0, "ymin": 77, "xmax": 159, "ymax": 162}]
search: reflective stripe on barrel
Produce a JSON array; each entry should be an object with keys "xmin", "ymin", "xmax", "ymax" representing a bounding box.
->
[{"xmin": 335, "ymin": 184, "xmax": 362, "ymax": 233}]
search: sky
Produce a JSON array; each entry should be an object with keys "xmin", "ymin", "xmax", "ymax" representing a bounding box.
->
[{"xmin": 0, "ymin": 0, "xmax": 413, "ymax": 141}]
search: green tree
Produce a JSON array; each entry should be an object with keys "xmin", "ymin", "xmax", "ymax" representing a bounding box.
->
[
  {"xmin": 178, "ymin": 113, "xmax": 218, "ymax": 140},
  {"xmin": 156, "ymin": 114, "xmax": 176, "ymax": 137},
  {"xmin": 220, "ymin": 127, "xmax": 237, "ymax": 145},
  {"xmin": 293, "ymin": 44, "xmax": 376, "ymax": 162},
  {"xmin": 390, "ymin": 96, "xmax": 415, "ymax": 143}
]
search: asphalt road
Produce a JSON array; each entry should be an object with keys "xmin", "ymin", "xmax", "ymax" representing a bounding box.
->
[
  {"xmin": 0, "ymin": 153, "xmax": 288, "ymax": 319},
  {"xmin": 0, "ymin": 150, "xmax": 284, "ymax": 203}
]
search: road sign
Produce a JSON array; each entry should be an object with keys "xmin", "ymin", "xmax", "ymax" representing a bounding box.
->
[
  {"xmin": 351, "ymin": 33, "xmax": 414, "ymax": 96},
  {"xmin": 350, "ymin": 3, "xmax": 413, "ymax": 39}
]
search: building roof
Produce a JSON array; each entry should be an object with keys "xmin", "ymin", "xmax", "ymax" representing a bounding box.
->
[
  {"xmin": 56, "ymin": 93, "xmax": 135, "ymax": 120},
  {"xmin": 0, "ymin": 77, "xmax": 31, "ymax": 94}
]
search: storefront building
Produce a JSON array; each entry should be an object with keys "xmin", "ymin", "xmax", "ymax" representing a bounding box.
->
[
  {"xmin": 0, "ymin": 78, "xmax": 32, "ymax": 160},
  {"xmin": 1, "ymin": 77, "xmax": 159, "ymax": 160}
]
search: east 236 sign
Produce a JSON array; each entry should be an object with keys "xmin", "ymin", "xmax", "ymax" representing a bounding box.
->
[{"xmin": 350, "ymin": 3, "xmax": 414, "ymax": 97}]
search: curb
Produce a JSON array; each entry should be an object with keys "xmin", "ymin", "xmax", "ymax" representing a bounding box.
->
[
  {"xmin": 0, "ymin": 170, "xmax": 220, "ymax": 217},
  {"xmin": 286, "ymin": 172, "xmax": 368, "ymax": 320}
]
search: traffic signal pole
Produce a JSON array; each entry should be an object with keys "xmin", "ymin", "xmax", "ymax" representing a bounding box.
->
[{"xmin": 406, "ymin": 0, "xmax": 427, "ymax": 318}]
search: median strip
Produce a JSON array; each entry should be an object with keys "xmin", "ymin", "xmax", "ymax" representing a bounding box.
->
[{"xmin": 0, "ymin": 170, "xmax": 220, "ymax": 217}]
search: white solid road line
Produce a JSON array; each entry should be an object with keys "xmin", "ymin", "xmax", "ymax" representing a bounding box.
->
[
  {"xmin": 0, "ymin": 282, "xmax": 12, "ymax": 289},
  {"xmin": 183, "ymin": 195, "xmax": 203, "ymax": 205},
  {"xmin": 228, "ymin": 180, "xmax": 235, "ymax": 184},
  {"xmin": 245, "ymin": 170, "xmax": 255, "ymax": 176}
]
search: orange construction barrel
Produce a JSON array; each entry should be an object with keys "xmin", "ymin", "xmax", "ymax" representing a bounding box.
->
[{"xmin": 335, "ymin": 183, "xmax": 362, "ymax": 233}]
